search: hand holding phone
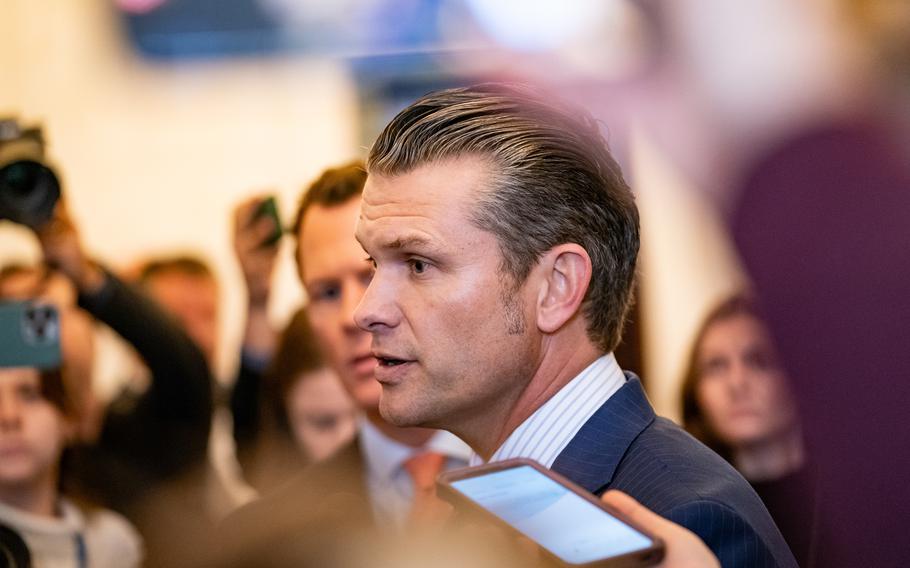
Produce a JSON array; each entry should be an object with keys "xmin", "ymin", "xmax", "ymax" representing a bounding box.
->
[
  {"xmin": 438, "ymin": 459, "xmax": 664, "ymax": 567},
  {"xmin": 251, "ymin": 195, "xmax": 283, "ymax": 248},
  {"xmin": 232, "ymin": 195, "xmax": 282, "ymax": 308},
  {"xmin": 0, "ymin": 301, "xmax": 61, "ymax": 369}
]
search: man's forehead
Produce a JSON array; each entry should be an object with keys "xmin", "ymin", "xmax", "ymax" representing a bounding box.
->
[
  {"xmin": 299, "ymin": 202, "xmax": 370, "ymax": 283},
  {"xmin": 364, "ymin": 156, "xmax": 492, "ymax": 203},
  {"xmin": 358, "ymin": 157, "xmax": 492, "ymax": 241},
  {"xmin": 299, "ymin": 198, "xmax": 361, "ymax": 250}
]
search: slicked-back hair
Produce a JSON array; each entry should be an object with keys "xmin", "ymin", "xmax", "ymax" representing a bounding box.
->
[
  {"xmin": 368, "ymin": 83, "xmax": 639, "ymax": 352},
  {"xmin": 292, "ymin": 161, "xmax": 367, "ymax": 275}
]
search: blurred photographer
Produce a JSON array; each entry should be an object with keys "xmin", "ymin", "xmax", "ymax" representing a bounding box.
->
[
  {"xmin": 0, "ymin": 302, "xmax": 142, "ymax": 567},
  {"xmin": 0, "ymin": 265, "xmax": 101, "ymax": 442},
  {"xmin": 1, "ymin": 119, "xmax": 215, "ymax": 564},
  {"xmin": 0, "ymin": 119, "xmax": 59, "ymax": 232}
]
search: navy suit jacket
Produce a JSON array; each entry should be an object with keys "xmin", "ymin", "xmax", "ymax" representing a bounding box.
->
[{"xmin": 552, "ymin": 375, "xmax": 798, "ymax": 568}]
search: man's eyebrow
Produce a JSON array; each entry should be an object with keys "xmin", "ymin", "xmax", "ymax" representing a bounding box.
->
[
  {"xmin": 384, "ymin": 235, "xmax": 433, "ymax": 250},
  {"xmin": 355, "ymin": 231, "xmax": 440, "ymax": 254}
]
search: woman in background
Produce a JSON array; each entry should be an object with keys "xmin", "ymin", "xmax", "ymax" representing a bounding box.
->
[
  {"xmin": 681, "ymin": 294, "xmax": 816, "ymax": 565},
  {"xmin": 0, "ymin": 359, "xmax": 142, "ymax": 567},
  {"xmin": 241, "ymin": 307, "xmax": 356, "ymax": 490}
]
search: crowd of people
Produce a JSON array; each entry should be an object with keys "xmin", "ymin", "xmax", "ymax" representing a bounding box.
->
[{"xmin": 1, "ymin": 75, "xmax": 907, "ymax": 568}]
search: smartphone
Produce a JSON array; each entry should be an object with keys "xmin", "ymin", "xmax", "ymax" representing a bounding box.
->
[
  {"xmin": 438, "ymin": 458, "xmax": 664, "ymax": 567},
  {"xmin": 252, "ymin": 195, "xmax": 283, "ymax": 248},
  {"xmin": 0, "ymin": 301, "xmax": 61, "ymax": 369}
]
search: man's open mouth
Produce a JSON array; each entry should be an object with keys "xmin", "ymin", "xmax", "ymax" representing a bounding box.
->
[{"xmin": 377, "ymin": 357, "xmax": 409, "ymax": 367}]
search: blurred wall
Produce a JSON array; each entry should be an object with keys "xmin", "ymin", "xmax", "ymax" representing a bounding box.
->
[
  {"xmin": 0, "ymin": 0, "xmax": 360, "ymax": 381},
  {"xmin": 632, "ymin": 129, "xmax": 747, "ymax": 421}
]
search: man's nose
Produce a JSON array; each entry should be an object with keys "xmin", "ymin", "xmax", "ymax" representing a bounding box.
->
[{"xmin": 353, "ymin": 270, "xmax": 398, "ymax": 333}]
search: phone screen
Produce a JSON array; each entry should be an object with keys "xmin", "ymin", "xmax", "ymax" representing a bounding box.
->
[{"xmin": 450, "ymin": 465, "xmax": 654, "ymax": 565}]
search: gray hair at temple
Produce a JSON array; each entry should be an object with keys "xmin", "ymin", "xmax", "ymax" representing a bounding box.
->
[{"xmin": 367, "ymin": 83, "xmax": 639, "ymax": 352}]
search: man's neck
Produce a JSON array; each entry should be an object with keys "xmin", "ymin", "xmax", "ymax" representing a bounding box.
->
[
  {"xmin": 365, "ymin": 408, "xmax": 436, "ymax": 448},
  {"xmin": 0, "ymin": 472, "xmax": 59, "ymax": 518},
  {"xmin": 470, "ymin": 340, "xmax": 603, "ymax": 461}
]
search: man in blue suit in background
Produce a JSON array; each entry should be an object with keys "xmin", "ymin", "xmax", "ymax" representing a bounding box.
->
[{"xmin": 353, "ymin": 83, "xmax": 797, "ymax": 568}]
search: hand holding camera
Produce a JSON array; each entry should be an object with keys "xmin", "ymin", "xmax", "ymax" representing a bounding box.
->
[
  {"xmin": 0, "ymin": 117, "xmax": 102, "ymax": 295},
  {"xmin": 35, "ymin": 200, "xmax": 104, "ymax": 295}
]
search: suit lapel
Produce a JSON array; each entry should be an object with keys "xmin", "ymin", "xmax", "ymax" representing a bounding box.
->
[{"xmin": 551, "ymin": 374, "xmax": 655, "ymax": 493}]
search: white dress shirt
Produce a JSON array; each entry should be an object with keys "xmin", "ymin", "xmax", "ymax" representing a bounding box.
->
[
  {"xmin": 358, "ymin": 417, "xmax": 472, "ymax": 526},
  {"xmin": 470, "ymin": 353, "xmax": 626, "ymax": 468}
]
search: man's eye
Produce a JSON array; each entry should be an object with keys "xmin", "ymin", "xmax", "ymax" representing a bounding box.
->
[{"xmin": 409, "ymin": 259, "xmax": 428, "ymax": 274}]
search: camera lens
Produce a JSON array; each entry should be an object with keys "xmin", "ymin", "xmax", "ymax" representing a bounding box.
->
[
  {"xmin": 3, "ymin": 161, "xmax": 39, "ymax": 192},
  {"xmin": 0, "ymin": 159, "xmax": 61, "ymax": 229}
]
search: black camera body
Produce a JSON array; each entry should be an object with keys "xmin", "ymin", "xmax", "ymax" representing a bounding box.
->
[{"xmin": 0, "ymin": 118, "xmax": 61, "ymax": 230}]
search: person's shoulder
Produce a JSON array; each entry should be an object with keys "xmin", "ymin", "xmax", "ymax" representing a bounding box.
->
[
  {"xmin": 80, "ymin": 505, "xmax": 144, "ymax": 568},
  {"xmin": 663, "ymin": 499, "xmax": 797, "ymax": 568},
  {"xmin": 281, "ymin": 435, "xmax": 367, "ymax": 495},
  {"xmin": 632, "ymin": 417, "xmax": 739, "ymax": 475},
  {"xmin": 215, "ymin": 439, "xmax": 374, "ymax": 565},
  {"xmin": 220, "ymin": 438, "xmax": 369, "ymax": 532},
  {"xmin": 618, "ymin": 416, "xmax": 754, "ymax": 502},
  {"xmin": 614, "ymin": 420, "xmax": 797, "ymax": 567}
]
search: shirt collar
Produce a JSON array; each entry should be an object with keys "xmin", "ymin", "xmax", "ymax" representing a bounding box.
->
[
  {"xmin": 0, "ymin": 498, "xmax": 84, "ymax": 535},
  {"xmin": 359, "ymin": 416, "xmax": 473, "ymax": 482},
  {"xmin": 470, "ymin": 353, "xmax": 626, "ymax": 468}
]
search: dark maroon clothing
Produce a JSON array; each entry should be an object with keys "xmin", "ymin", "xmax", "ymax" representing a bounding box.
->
[{"xmin": 732, "ymin": 119, "xmax": 910, "ymax": 567}]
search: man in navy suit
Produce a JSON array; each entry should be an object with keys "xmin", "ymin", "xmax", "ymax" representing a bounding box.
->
[{"xmin": 353, "ymin": 83, "xmax": 797, "ymax": 568}]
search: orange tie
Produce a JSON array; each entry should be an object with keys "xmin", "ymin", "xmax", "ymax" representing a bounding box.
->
[{"xmin": 403, "ymin": 452, "xmax": 448, "ymax": 525}]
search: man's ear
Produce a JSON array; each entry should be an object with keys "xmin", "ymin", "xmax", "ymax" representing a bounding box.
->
[{"xmin": 535, "ymin": 244, "xmax": 592, "ymax": 334}]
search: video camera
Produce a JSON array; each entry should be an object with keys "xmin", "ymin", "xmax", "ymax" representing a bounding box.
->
[{"xmin": 0, "ymin": 118, "xmax": 61, "ymax": 230}]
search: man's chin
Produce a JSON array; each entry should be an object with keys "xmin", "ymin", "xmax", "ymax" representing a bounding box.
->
[{"xmin": 378, "ymin": 398, "xmax": 426, "ymax": 428}]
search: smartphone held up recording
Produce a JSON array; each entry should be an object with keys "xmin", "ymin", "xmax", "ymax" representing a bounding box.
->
[
  {"xmin": 251, "ymin": 195, "xmax": 283, "ymax": 248},
  {"xmin": 0, "ymin": 301, "xmax": 61, "ymax": 369},
  {"xmin": 438, "ymin": 459, "xmax": 664, "ymax": 567}
]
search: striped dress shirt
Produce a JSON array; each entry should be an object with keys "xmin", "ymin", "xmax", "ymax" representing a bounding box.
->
[{"xmin": 470, "ymin": 353, "xmax": 625, "ymax": 468}]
